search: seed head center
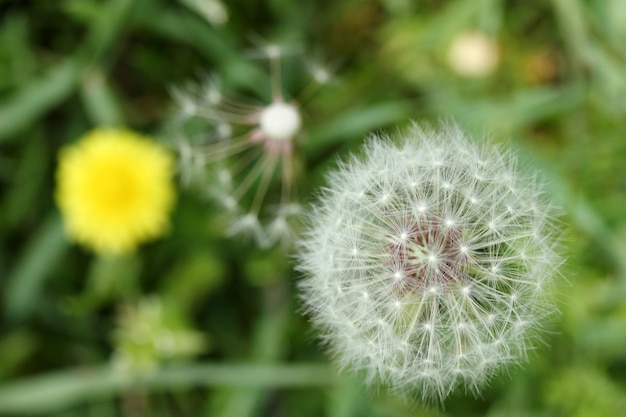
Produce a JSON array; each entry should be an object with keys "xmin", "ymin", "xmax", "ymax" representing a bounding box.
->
[
  {"xmin": 389, "ymin": 216, "xmax": 467, "ymax": 292},
  {"xmin": 260, "ymin": 102, "xmax": 301, "ymax": 141}
]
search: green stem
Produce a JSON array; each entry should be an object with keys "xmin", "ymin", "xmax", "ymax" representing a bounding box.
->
[
  {"xmin": 4, "ymin": 214, "xmax": 67, "ymax": 323},
  {"xmin": 0, "ymin": 363, "xmax": 333, "ymax": 415},
  {"xmin": 206, "ymin": 284, "xmax": 291, "ymax": 417}
]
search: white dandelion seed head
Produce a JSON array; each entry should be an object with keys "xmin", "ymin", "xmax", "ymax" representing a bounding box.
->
[
  {"xmin": 260, "ymin": 102, "xmax": 301, "ymax": 141},
  {"xmin": 168, "ymin": 47, "xmax": 329, "ymax": 248},
  {"xmin": 297, "ymin": 122, "xmax": 562, "ymax": 403}
]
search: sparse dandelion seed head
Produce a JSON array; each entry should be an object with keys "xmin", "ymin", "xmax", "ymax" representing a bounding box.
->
[
  {"xmin": 168, "ymin": 46, "xmax": 326, "ymax": 248},
  {"xmin": 297, "ymin": 123, "xmax": 562, "ymax": 403}
]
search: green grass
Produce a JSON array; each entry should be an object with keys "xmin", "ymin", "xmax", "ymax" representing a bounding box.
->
[{"xmin": 2, "ymin": 0, "xmax": 626, "ymax": 416}]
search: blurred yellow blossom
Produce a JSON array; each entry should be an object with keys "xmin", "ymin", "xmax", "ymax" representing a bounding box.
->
[{"xmin": 56, "ymin": 128, "xmax": 175, "ymax": 254}]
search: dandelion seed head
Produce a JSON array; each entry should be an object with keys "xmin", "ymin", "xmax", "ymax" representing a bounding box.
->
[{"xmin": 297, "ymin": 123, "xmax": 562, "ymax": 403}]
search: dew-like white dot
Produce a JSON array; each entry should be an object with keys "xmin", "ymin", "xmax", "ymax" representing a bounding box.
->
[{"xmin": 260, "ymin": 102, "xmax": 301, "ymax": 141}]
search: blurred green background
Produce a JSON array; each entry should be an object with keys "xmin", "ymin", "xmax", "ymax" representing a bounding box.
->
[{"xmin": 2, "ymin": 0, "xmax": 626, "ymax": 416}]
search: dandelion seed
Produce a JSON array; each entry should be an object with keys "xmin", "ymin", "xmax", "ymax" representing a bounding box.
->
[{"xmin": 297, "ymin": 123, "xmax": 562, "ymax": 403}]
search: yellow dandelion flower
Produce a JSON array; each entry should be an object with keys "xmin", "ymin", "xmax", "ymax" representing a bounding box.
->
[{"xmin": 56, "ymin": 128, "xmax": 176, "ymax": 254}]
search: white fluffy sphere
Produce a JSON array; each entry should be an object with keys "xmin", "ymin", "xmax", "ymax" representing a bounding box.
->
[{"xmin": 297, "ymin": 123, "xmax": 561, "ymax": 402}]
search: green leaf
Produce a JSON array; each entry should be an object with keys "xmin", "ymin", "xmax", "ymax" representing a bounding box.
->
[
  {"xmin": 0, "ymin": 0, "xmax": 138, "ymax": 143},
  {"xmin": 4, "ymin": 214, "xmax": 68, "ymax": 323},
  {"xmin": 80, "ymin": 69, "xmax": 125, "ymax": 126},
  {"xmin": 307, "ymin": 101, "xmax": 414, "ymax": 156},
  {"xmin": 206, "ymin": 291, "xmax": 291, "ymax": 417}
]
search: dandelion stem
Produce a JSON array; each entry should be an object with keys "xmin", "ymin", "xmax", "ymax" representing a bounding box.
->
[
  {"xmin": 269, "ymin": 49, "xmax": 283, "ymax": 101},
  {"xmin": 0, "ymin": 363, "xmax": 334, "ymax": 415}
]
